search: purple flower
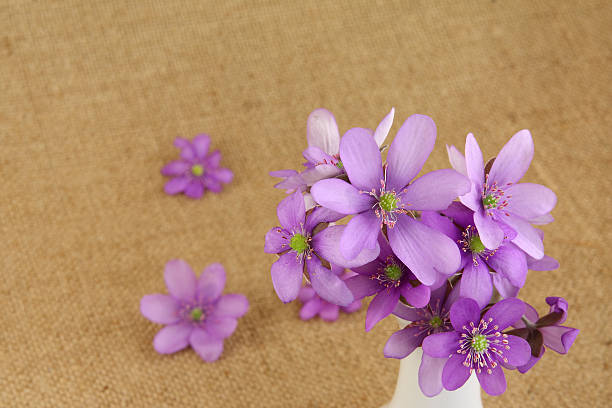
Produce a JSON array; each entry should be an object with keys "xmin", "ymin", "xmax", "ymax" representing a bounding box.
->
[
  {"xmin": 447, "ymin": 132, "xmax": 557, "ymax": 259},
  {"xmin": 422, "ymin": 298, "xmax": 531, "ymax": 396},
  {"xmin": 311, "ymin": 114, "xmax": 471, "ymax": 286},
  {"xmin": 383, "ymin": 284, "xmax": 459, "ymax": 397},
  {"xmin": 140, "ymin": 260, "xmax": 248, "ymax": 362},
  {"xmin": 271, "ymin": 108, "xmax": 395, "ymax": 192},
  {"xmin": 298, "ymin": 270, "xmax": 362, "ymax": 321},
  {"xmin": 421, "ymin": 202, "xmax": 528, "ymax": 308},
  {"xmin": 506, "ymin": 297, "xmax": 579, "ymax": 373},
  {"xmin": 345, "ymin": 233, "xmax": 433, "ymax": 331},
  {"xmin": 264, "ymin": 191, "xmax": 380, "ymax": 305},
  {"xmin": 161, "ymin": 135, "xmax": 233, "ymax": 198}
]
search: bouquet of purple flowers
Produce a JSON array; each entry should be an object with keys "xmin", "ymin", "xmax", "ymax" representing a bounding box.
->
[{"xmin": 265, "ymin": 108, "xmax": 578, "ymax": 397}]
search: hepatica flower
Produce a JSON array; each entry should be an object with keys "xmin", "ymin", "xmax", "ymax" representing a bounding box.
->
[
  {"xmin": 506, "ymin": 297, "xmax": 579, "ymax": 373},
  {"xmin": 140, "ymin": 260, "xmax": 248, "ymax": 362},
  {"xmin": 447, "ymin": 132, "xmax": 556, "ymax": 259},
  {"xmin": 264, "ymin": 191, "xmax": 379, "ymax": 306},
  {"xmin": 298, "ymin": 270, "xmax": 362, "ymax": 322},
  {"xmin": 270, "ymin": 108, "xmax": 395, "ymax": 192},
  {"xmin": 383, "ymin": 284, "xmax": 458, "ymax": 397},
  {"xmin": 161, "ymin": 135, "xmax": 233, "ymax": 198},
  {"xmin": 421, "ymin": 202, "xmax": 528, "ymax": 307},
  {"xmin": 423, "ymin": 298, "xmax": 531, "ymax": 396},
  {"xmin": 346, "ymin": 233, "xmax": 432, "ymax": 331},
  {"xmin": 311, "ymin": 114, "xmax": 471, "ymax": 286}
]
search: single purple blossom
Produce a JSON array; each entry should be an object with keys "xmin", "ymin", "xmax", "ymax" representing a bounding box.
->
[
  {"xmin": 271, "ymin": 108, "xmax": 395, "ymax": 192},
  {"xmin": 298, "ymin": 270, "xmax": 362, "ymax": 321},
  {"xmin": 346, "ymin": 233, "xmax": 433, "ymax": 331},
  {"xmin": 447, "ymin": 132, "xmax": 556, "ymax": 259},
  {"xmin": 162, "ymin": 135, "xmax": 233, "ymax": 198},
  {"xmin": 140, "ymin": 260, "xmax": 248, "ymax": 362},
  {"xmin": 383, "ymin": 283, "xmax": 459, "ymax": 397},
  {"xmin": 423, "ymin": 297, "xmax": 531, "ymax": 396},
  {"xmin": 421, "ymin": 202, "xmax": 528, "ymax": 308},
  {"xmin": 311, "ymin": 114, "xmax": 471, "ymax": 286},
  {"xmin": 264, "ymin": 191, "xmax": 380, "ymax": 305},
  {"xmin": 506, "ymin": 297, "xmax": 579, "ymax": 373}
]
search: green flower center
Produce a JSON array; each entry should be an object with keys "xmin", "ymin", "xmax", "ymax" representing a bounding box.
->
[
  {"xmin": 379, "ymin": 192, "xmax": 399, "ymax": 212},
  {"xmin": 471, "ymin": 334, "xmax": 488, "ymax": 353},
  {"xmin": 482, "ymin": 194, "xmax": 498, "ymax": 209},
  {"xmin": 335, "ymin": 160, "xmax": 344, "ymax": 170},
  {"xmin": 191, "ymin": 164, "xmax": 204, "ymax": 176},
  {"xmin": 429, "ymin": 316, "xmax": 443, "ymax": 328},
  {"xmin": 469, "ymin": 235, "xmax": 486, "ymax": 253},
  {"xmin": 290, "ymin": 233, "xmax": 309, "ymax": 254},
  {"xmin": 190, "ymin": 307, "xmax": 204, "ymax": 322},
  {"xmin": 384, "ymin": 264, "xmax": 402, "ymax": 281}
]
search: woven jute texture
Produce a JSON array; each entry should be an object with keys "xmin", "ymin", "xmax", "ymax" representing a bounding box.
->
[{"xmin": 1, "ymin": 1, "xmax": 610, "ymax": 407}]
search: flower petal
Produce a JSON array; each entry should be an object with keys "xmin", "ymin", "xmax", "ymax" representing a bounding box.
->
[
  {"xmin": 388, "ymin": 216, "xmax": 461, "ymax": 286},
  {"xmin": 401, "ymin": 169, "xmax": 470, "ymax": 211},
  {"xmin": 476, "ymin": 365, "xmax": 507, "ymax": 396},
  {"xmin": 386, "ymin": 114, "xmax": 436, "ymax": 191},
  {"xmin": 264, "ymin": 227, "xmax": 290, "ymax": 254},
  {"xmin": 450, "ymin": 298, "xmax": 481, "ymax": 331},
  {"xmin": 419, "ymin": 353, "xmax": 447, "ymax": 397},
  {"xmin": 442, "ymin": 353, "xmax": 471, "ymax": 391},
  {"xmin": 527, "ymin": 255, "xmax": 559, "ymax": 271},
  {"xmin": 340, "ymin": 127, "xmax": 383, "ymax": 191},
  {"xmin": 277, "ymin": 191, "xmax": 306, "ymax": 231},
  {"xmin": 302, "ymin": 146, "xmax": 335, "ymax": 165},
  {"xmin": 197, "ymin": 263, "xmax": 226, "ymax": 304},
  {"xmin": 373, "ymin": 107, "xmax": 395, "ymax": 147},
  {"xmin": 161, "ymin": 160, "xmax": 190, "ymax": 176},
  {"xmin": 446, "ymin": 144, "xmax": 467, "ymax": 177},
  {"xmin": 365, "ymin": 289, "xmax": 400, "ymax": 331},
  {"xmin": 340, "ymin": 211, "xmax": 380, "ymax": 260},
  {"xmin": 474, "ymin": 209, "xmax": 504, "ymax": 250},
  {"xmin": 213, "ymin": 294, "xmax": 249, "ymax": 318},
  {"xmin": 488, "ymin": 129, "xmax": 534, "ymax": 186},
  {"xmin": 504, "ymin": 213, "xmax": 544, "ymax": 259},
  {"xmin": 464, "ymin": 133, "xmax": 485, "ymax": 187},
  {"xmin": 307, "ymin": 108, "xmax": 340, "ymax": 155},
  {"xmin": 140, "ymin": 294, "xmax": 180, "ymax": 324},
  {"xmin": 270, "ymin": 252, "xmax": 303, "ymax": 303},
  {"xmin": 164, "ymin": 176, "xmax": 191, "ymax": 195},
  {"xmin": 304, "ymin": 206, "xmax": 345, "ymax": 232},
  {"xmin": 441, "ymin": 201, "xmax": 475, "ymax": 229},
  {"xmin": 300, "ymin": 164, "xmax": 342, "ymax": 186},
  {"xmin": 192, "ymin": 134, "xmax": 211, "ymax": 159},
  {"xmin": 213, "ymin": 168, "xmax": 233, "ymax": 184},
  {"xmin": 342, "ymin": 299, "xmax": 362, "ymax": 313},
  {"xmin": 307, "ymin": 258, "xmax": 354, "ymax": 307},
  {"xmin": 392, "ymin": 302, "xmax": 424, "ymax": 322},
  {"xmin": 483, "ymin": 297, "xmax": 525, "ymax": 331},
  {"xmin": 383, "ymin": 326, "xmax": 425, "ymax": 359},
  {"xmin": 153, "ymin": 323, "xmax": 193, "ymax": 354},
  {"xmin": 460, "ymin": 261, "xmax": 493, "ymax": 309},
  {"xmin": 540, "ymin": 326, "xmax": 579, "ymax": 354},
  {"xmin": 517, "ymin": 349, "xmax": 544, "ymax": 373},
  {"xmin": 344, "ymin": 274, "xmax": 381, "ymax": 299},
  {"xmin": 492, "ymin": 274, "xmax": 520, "ymax": 299},
  {"xmin": 486, "ymin": 243, "xmax": 527, "ymax": 288},
  {"xmin": 205, "ymin": 317, "xmax": 238, "ymax": 339},
  {"xmin": 400, "ymin": 284, "xmax": 431, "ymax": 308},
  {"xmin": 422, "ymin": 331, "xmax": 460, "ymax": 358},
  {"xmin": 311, "ymin": 178, "xmax": 375, "ymax": 214},
  {"xmin": 164, "ymin": 259, "xmax": 197, "ymax": 302},
  {"xmin": 184, "ymin": 180, "xmax": 204, "ymax": 199},
  {"xmin": 189, "ymin": 328, "xmax": 224, "ymax": 362},
  {"xmin": 312, "ymin": 225, "xmax": 380, "ymax": 268},
  {"xmin": 504, "ymin": 335, "xmax": 531, "ymax": 366},
  {"xmin": 505, "ymin": 183, "xmax": 557, "ymax": 219},
  {"xmin": 300, "ymin": 297, "xmax": 322, "ymax": 320},
  {"xmin": 420, "ymin": 211, "xmax": 462, "ymax": 241},
  {"xmin": 319, "ymin": 302, "xmax": 340, "ymax": 322}
]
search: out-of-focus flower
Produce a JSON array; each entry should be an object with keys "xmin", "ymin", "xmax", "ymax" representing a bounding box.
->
[
  {"xmin": 298, "ymin": 270, "xmax": 362, "ymax": 322},
  {"xmin": 162, "ymin": 135, "xmax": 233, "ymax": 198},
  {"xmin": 140, "ymin": 260, "xmax": 248, "ymax": 362}
]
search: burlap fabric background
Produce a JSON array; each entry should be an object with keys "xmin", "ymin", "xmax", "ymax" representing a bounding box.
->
[{"xmin": 1, "ymin": 1, "xmax": 610, "ymax": 407}]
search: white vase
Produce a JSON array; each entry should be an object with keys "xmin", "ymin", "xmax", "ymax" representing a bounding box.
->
[{"xmin": 382, "ymin": 318, "xmax": 483, "ymax": 408}]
